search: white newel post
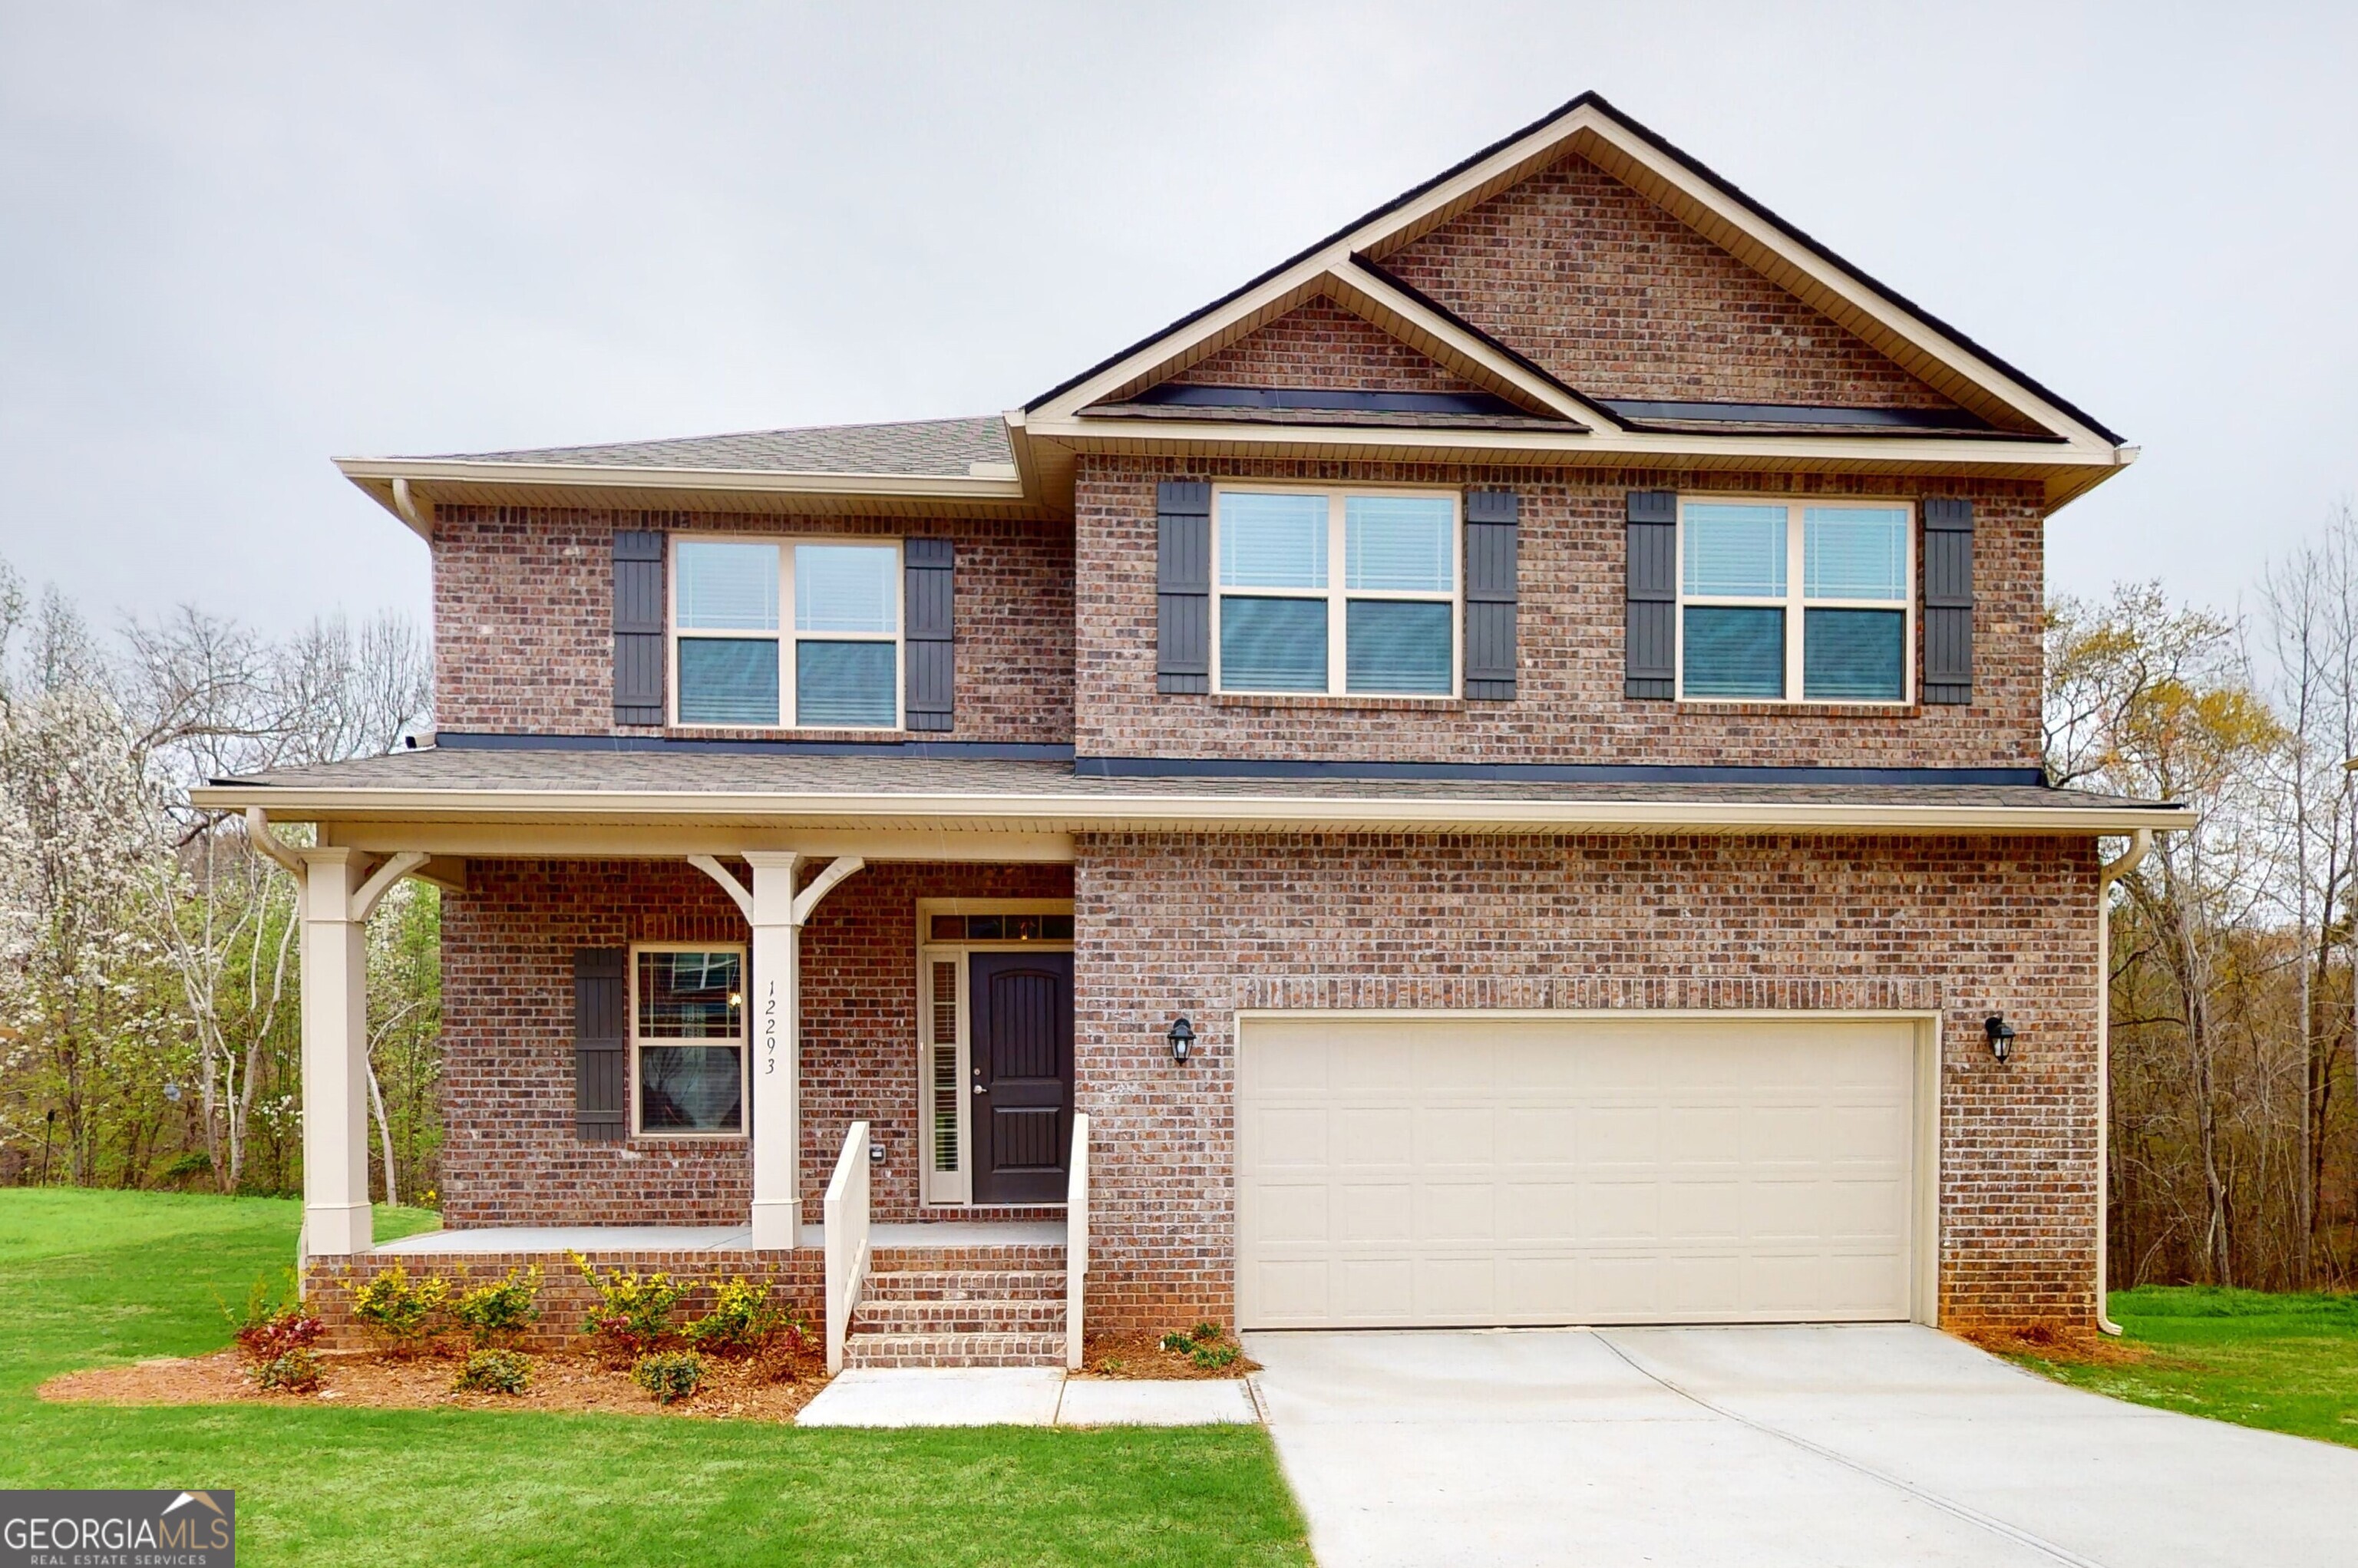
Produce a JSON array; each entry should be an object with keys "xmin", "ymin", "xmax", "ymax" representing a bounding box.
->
[
  {"xmin": 299, "ymin": 848, "xmax": 372, "ymax": 1256},
  {"xmin": 744, "ymin": 852, "xmax": 805, "ymax": 1250}
]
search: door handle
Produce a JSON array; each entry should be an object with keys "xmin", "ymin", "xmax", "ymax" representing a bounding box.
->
[{"xmin": 972, "ymin": 1082, "xmax": 988, "ymax": 1095}]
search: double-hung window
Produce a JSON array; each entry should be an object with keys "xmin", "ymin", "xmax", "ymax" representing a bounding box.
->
[
  {"xmin": 672, "ymin": 538, "xmax": 901, "ymax": 728},
  {"xmin": 1677, "ymin": 500, "xmax": 1913, "ymax": 703},
  {"xmin": 1213, "ymin": 487, "xmax": 1459, "ymax": 696},
  {"xmin": 631, "ymin": 945, "xmax": 745, "ymax": 1137}
]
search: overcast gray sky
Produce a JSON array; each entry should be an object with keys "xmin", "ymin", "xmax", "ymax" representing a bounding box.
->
[{"xmin": 2, "ymin": 2, "xmax": 2353, "ymax": 636}]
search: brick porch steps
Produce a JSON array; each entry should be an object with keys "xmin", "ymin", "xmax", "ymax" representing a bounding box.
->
[{"xmin": 845, "ymin": 1253, "xmax": 1068, "ymax": 1368}]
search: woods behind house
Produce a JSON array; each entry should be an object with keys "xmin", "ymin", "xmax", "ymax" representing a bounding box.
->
[{"xmin": 3, "ymin": 521, "xmax": 2357, "ymax": 1289}]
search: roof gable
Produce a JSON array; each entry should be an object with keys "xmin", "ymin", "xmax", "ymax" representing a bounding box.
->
[{"xmin": 1026, "ymin": 93, "xmax": 2122, "ymax": 455}]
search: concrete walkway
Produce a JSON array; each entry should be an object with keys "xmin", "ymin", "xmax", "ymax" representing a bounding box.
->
[
  {"xmin": 1247, "ymin": 1324, "xmax": 2358, "ymax": 1568},
  {"xmin": 796, "ymin": 1368, "xmax": 1259, "ymax": 1428}
]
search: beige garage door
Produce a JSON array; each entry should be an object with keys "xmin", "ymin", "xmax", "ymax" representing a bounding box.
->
[{"xmin": 1236, "ymin": 1015, "xmax": 1923, "ymax": 1329}]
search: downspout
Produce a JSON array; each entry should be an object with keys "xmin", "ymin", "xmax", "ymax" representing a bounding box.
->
[{"xmin": 2095, "ymin": 827, "xmax": 2152, "ymax": 1336}]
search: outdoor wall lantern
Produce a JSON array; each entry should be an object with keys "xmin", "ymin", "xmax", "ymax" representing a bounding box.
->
[
  {"xmin": 1167, "ymin": 1016, "xmax": 1196, "ymax": 1065},
  {"xmin": 1983, "ymin": 1014, "xmax": 2016, "ymax": 1064}
]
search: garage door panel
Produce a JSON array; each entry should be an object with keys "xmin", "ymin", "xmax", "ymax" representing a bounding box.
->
[
  {"xmin": 1237, "ymin": 1015, "xmax": 1921, "ymax": 1329},
  {"xmin": 1333, "ymin": 1183, "xmax": 1413, "ymax": 1243},
  {"xmin": 1419, "ymin": 1107, "xmax": 1496, "ymax": 1164}
]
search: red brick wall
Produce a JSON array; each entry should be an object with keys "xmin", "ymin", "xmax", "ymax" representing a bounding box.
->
[
  {"xmin": 1171, "ymin": 296, "xmax": 1491, "ymax": 394},
  {"xmin": 1385, "ymin": 152, "xmax": 1967, "ymax": 411},
  {"xmin": 431, "ymin": 507, "xmax": 1074, "ymax": 742},
  {"xmin": 439, "ymin": 857, "xmax": 1072, "ymax": 1230},
  {"xmin": 1072, "ymin": 831, "xmax": 2101, "ymax": 1335},
  {"xmin": 1074, "ymin": 454, "xmax": 2045, "ymax": 769}
]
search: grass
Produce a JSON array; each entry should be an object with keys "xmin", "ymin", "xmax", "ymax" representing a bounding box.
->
[
  {"xmin": 2010, "ymin": 1284, "xmax": 2358, "ymax": 1448},
  {"xmin": 0, "ymin": 1188, "xmax": 1309, "ymax": 1566}
]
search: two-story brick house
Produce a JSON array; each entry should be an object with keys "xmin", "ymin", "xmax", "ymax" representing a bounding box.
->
[{"xmin": 197, "ymin": 93, "xmax": 2185, "ymax": 1368}]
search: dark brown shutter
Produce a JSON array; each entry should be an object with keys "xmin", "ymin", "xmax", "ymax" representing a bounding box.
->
[
  {"xmin": 1465, "ymin": 489, "xmax": 1519, "ymax": 700},
  {"xmin": 903, "ymin": 536, "xmax": 954, "ymax": 731},
  {"xmin": 613, "ymin": 530, "xmax": 666, "ymax": 726},
  {"xmin": 1922, "ymin": 498, "xmax": 1974, "ymax": 705},
  {"xmin": 574, "ymin": 949, "xmax": 627, "ymax": 1142},
  {"xmin": 1156, "ymin": 480, "xmax": 1212, "ymax": 693},
  {"xmin": 1625, "ymin": 491, "xmax": 1677, "ymax": 699}
]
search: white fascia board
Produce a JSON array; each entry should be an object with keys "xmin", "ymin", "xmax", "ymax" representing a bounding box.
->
[
  {"xmin": 187, "ymin": 783, "xmax": 2191, "ymax": 837},
  {"xmin": 336, "ymin": 454, "xmax": 1029, "ymax": 527},
  {"xmin": 1027, "ymin": 414, "xmax": 2119, "ymax": 475}
]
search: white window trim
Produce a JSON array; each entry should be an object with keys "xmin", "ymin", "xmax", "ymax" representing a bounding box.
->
[
  {"xmin": 1209, "ymin": 484, "xmax": 1463, "ymax": 699},
  {"xmin": 1674, "ymin": 496, "xmax": 1916, "ymax": 705},
  {"xmin": 669, "ymin": 534, "xmax": 905, "ymax": 730},
  {"xmin": 627, "ymin": 940, "xmax": 749, "ymax": 1141},
  {"xmin": 913, "ymin": 897, "xmax": 1075, "ymax": 1210}
]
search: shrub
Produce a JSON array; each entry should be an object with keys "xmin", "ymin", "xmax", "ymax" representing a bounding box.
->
[
  {"xmin": 453, "ymin": 1348, "xmax": 533, "ymax": 1395},
  {"xmin": 227, "ymin": 1273, "xmax": 325, "ymax": 1368},
  {"xmin": 684, "ymin": 1276, "xmax": 801, "ymax": 1355},
  {"xmin": 349, "ymin": 1264, "xmax": 450, "ymax": 1356},
  {"xmin": 1191, "ymin": 1321, "xmax": 1223, "ymax": 1343},
  {"xmin": 1159, "ymin": 1330, "xmax": 1194, "ymax": 1353},
  {"xmin": 572, "ymin": 1254, "xmax": 687, "ymax": 1358},
  {"xmin": 452, "ymin": 1266, "xmax": 543, "ymax": 1348},
  {"xmin": 253, "ymin": 1348, "xmax": 323, "ymax": 1392},
  {"xmin": 632, "ymin": 1350, "xmax": 705, "ymax": 1404},
  {"xmin": 1191, "ymin": 1341, "xmax": 1240, "ymax": 1371}
]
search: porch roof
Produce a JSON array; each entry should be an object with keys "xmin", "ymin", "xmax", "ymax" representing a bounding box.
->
[{"xmin": 190, "ymin": 745, "xmax": 2190, "ymax": 839}]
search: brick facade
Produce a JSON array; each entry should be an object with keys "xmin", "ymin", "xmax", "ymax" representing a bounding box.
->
[
  {"xmin": 1073, "ymin": 454, "xmax": 2044, "ymax": 769},
  {"xmin": 1072, "ymin": 831, "xmax": 2102, "ymax": 1335},
  {"xmin": 440, "ymin": 857, "xmax": 1071, "ymax": 1230},
  {"xmin": 431, "ymin": 506, "xmax": 1074, "ymax": 742},
  {"xmin": 1171, "ymin": 296, "xmax": 1493, "ymax": 394},
  {"xmin": 1384, "ymin": 152, "xmax": 1970, "ymax": 412}
]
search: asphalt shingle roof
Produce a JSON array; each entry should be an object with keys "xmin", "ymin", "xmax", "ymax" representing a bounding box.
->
[
  {"xmin": 213, "ymin": 746, "xmax": 2175, "ymax": 816},
  {"xmin": 434, "ymin": 416, "xmax": 1012, "ymax": 477}
]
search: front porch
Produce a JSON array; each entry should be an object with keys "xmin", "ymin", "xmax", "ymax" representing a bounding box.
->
[{"xmin": 259, "ymin": 818, "xmax": 1088, "ymax": 1368}]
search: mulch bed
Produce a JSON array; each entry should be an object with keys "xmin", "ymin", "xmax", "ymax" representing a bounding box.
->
[
  {"xmin": 1953, "ymin": 1322, "xmax": 2161, "ymax": 1367},
  {"xmin": 1074, "ymin": 1330, "xmax": 1257, "ymax": 1380},
  {"xmin": 41, "ymin": 1339, "xmax": 832, "ymax": 1422}
]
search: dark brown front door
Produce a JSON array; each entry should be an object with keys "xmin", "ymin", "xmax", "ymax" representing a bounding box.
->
[{"xmin": 969, "ymin": 950, "xmax": 1073, "ymax": 1204}]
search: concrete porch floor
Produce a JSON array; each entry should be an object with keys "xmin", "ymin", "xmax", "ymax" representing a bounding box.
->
[{"xmin": 372, "ymin": 1220, "xmax": 1066, "ymax": 1255}]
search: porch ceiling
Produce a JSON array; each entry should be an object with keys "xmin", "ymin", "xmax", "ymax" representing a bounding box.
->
[{"xmin": 188, "ymin": 747, "xmax": 2193, "ymax": 841}]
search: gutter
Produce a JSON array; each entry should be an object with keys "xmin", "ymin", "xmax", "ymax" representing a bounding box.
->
[{"xmin": 2095, "ymin": 827, "xmax": 2153, "ymax": 1337}]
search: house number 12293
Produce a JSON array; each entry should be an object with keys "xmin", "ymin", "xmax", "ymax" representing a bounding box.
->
[{"xmin": 763, "ymin": 979, "xmax": 778, "ymax": 1074}]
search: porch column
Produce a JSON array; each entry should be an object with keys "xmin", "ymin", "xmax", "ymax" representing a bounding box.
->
[
  {"xmin": 721, "ymin": 852, "xmax": 866, "ymax": 1250},
  {"xmin": 744, "ymin": 853, "xmax": 804, "ymax": 1250},
  {"xmin": 298, "ymin": 848, "xmax": 372, "ymax": 1256}
]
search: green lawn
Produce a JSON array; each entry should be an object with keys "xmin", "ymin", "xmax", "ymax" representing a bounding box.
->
[
  {"xmin": 0, "ymin": 1189, "xmax": 1309, "ymax": 1567},
  {"xmin": 2012, "ymin": 1284, "xmax": 2358, "ymax": 1448}
]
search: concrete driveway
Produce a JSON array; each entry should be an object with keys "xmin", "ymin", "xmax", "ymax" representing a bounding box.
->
[{"xmin": 1244, "ymin": 1324, "xmax": 2356, "ymax": 1568}]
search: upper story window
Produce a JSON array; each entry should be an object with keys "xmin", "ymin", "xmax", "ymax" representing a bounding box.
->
[
  {"xmin": 1677, "ymin": 500, "xmax": 1913, "ymax": 703},
  {"xmin": 1213, "ymin": 487, "xmax": 1459, "ymax": 696},
  {"xmin": 672, "ymin": 537, "xmax": 900, "ymax": 728}
]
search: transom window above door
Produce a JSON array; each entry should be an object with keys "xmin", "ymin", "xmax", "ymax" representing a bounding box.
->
[
  {"xmin": 672, "ymin": 537, "xmax": 901, "ymax": 728},
  {"xmin": 1213, "ymin": 488, "xmax": 1460, "ymax": 697},
  {"xmin": 1677, "ymin": 499, "xmax": 1914, "ymax": 703}
]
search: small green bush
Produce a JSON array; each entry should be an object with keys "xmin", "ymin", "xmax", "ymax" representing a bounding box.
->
[
  {"xmin": 1159, "ymin": 1330, "xmax": 1194, "ymax": 1353},
  {"xmin": 1191, "ymin": 1321, "xmax": 1223, "ymax": 1343},
  {"xmin": 684, "ymin": 1276, "xmax": 801, "ymax": 1355},
  {"xmin": 253, "ymin": 1347, "xmax": 323, "ymax": 1392},
  {"xmin": 632, "ymin": 1349, "xmax": 705, "ymax": 1404},
  {"xmin": 453, "ymin": 1266, "xmax": 543, "ymax": 1348},
  {"xmin": 1190, "ymin": 1341, "xmax": 1239, "ymax": 1371},
  {"xmin": 453, "ymin": 1348, "xmax": 533, "ymax": 1395},
  {"xmin": 227, "ymin": 1272, "xmax": 325, "ymax": 1368},
  {"xmin": 349, "ymin": 1264, "xmax": 449, "ymax": 1356},
  {"xmin": 572, "ymin": 1254, "xmax": 687, "ymax": 1357}
]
